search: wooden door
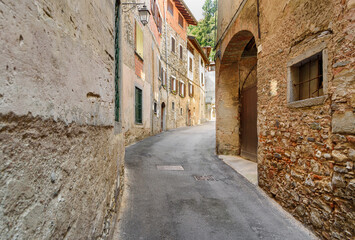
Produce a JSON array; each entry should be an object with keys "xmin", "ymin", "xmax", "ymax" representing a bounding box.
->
[{"xmin": 240, "ymin": 85, "xmax": 257, "ymax": 162}]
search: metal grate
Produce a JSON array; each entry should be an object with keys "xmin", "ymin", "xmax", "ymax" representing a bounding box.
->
[
  {"xmin": 157, "ymin": 165, "xmax": 184, "ymax": 171},
  {"xmin": 194, "ymin": 175, "xmax": 216, "ymax": 181}
]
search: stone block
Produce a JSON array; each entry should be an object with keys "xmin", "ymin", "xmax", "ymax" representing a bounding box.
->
[
  {"xmin": 332, "ymin": 111, "xmax": 355, "ymax": 134},
  {"xmin": 332, "ymin": 172, "xmax": 346, "ymax": 188},
  {"xmin": 332, "ymin": 150, "xmax": 348, "ymax": 162}
]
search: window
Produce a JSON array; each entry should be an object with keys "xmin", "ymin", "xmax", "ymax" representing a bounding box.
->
[
  {"xmin": 189, "ymin": 57, "xmax": 193, "ymax": 72},
  {"xmin": 179, "ymin": 45, "xmax": 183, "ymax": 60},
  {"xmin": 178, "ymin": 14, "xmax": 184, "ymax": 28},
  {"xmin": 179, "ymin": 81, "xmax": 186, "ymax": 97},
  {"xmin": 201, "ymin": 59, "xmax": 204, "ymax": 67},
  {"xmin": 172, "ymin": 102, "xmax": 175, "ymax": 110},
  {"xmin": 167, "ymin": 0, "xmax": 174, "ymax": 16},
  {"xmin": 287, "ymin": 45, "xmax": 327, "ymax": 108},
  {"xmin": 135, "ymin": 87, "xmax": 143, "ymax": 124},
  {"xmin": 293, "ymin": 53, "xmax": 323, "ymax": 101},
  {"xmin": 188, "ymin": 82, "xmax": 194, "ymax": 97},
  {"xmin": 151, "ymin": 0, "xmax": 162, "ymax": 33},
  {"xmin": 170, "ymin": 76, "xmax": 177, "ymax": 93},
  {"xmin": 201, "ymin": 72, "xmax": 204, "ymax": 86},
  {"xmin": 153, "ymin": 101, "xmax": 157, "ymax": 114},
  {"xmin": 158, "ymin": 60, "xmax": 163, "ymax": 81},
  {"xmin": 162, "ymin": 69, "xmax": 167, "ymax": 87},
  {"xmin": 171, "ymin": 37, "xmax": 176, "ymax": 53},
  {"xmin": 180, "ymin": 108, "xmax": 183, "ymax": 115},
  {"xmin": 157, "ymin": 12, "xmax": 162, "ymax": 34},
  {"xmin": 151, "ymin": 0, "xmax": 156, "ymax": 16},
  {"xmin": 135, "ymin": 21, "xmax": 143, "ymax": 58}
]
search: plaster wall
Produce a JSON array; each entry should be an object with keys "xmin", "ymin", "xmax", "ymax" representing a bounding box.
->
[{"xmin": 0, "ymin": 0, "xmax": 124, "ymax": 238}]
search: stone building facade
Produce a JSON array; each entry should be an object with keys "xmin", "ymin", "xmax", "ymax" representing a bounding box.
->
[
  {"xmin": 206, "ymin": 62, "xmax": 216, "ymax": 121},
  {"xmin": 121, "ymin": 0, "xmax": 208, "ymax": 145},
  {"xmin": 1, "ymin": 0, "xmax": 125, "ymax": 239},
  {"xmin": 215, "ymin": 0, "xmax": 354, "ymax": 239}
]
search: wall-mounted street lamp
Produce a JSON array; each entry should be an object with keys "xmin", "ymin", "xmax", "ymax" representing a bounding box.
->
[{"xmin": 122, "ymin": 2, "xmax": 151, "ymax": 26}]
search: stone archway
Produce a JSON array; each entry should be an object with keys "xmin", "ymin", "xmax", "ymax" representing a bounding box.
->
[{"xmin": 216, "ymin": 30, "xmax": 258, "ymax": 162}]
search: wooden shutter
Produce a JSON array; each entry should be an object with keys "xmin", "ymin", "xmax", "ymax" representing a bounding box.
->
[
  {"xmin": 135, "ymin": 87, "xmax": 142, "ymax": 123},
  {"xmin": 178, "ymin": 14, "xmax": 183, "ymax": 27},
  {"xmin": 183, "ymin": 83, "xmax": 186, "ymax": 97},
  {"xmin": 135, "ymin": 22, "xmax": 143, "ymax": 58},
  {"xmin": 192, "ymin": 84, "xmax": 194, "ymax": 97},
  {"xmin": 180, "ymin": 45, "xmax": 183, "ymax": 59},
  {"xmin": 170, "ymin": 77, "xmax": 174, "ymax": 92}
]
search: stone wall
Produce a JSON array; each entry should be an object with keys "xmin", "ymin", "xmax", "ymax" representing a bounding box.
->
[
  {"xmin": 0, "ymin": 0, "xmax": 125, "ymax": 238},
  {"xmin": 0, "ymin": 114, "xmax": 124, "ymax": 239},
  {"xmin": 216, "ymin": 0, "xmax": 355, "ymax": 239}
]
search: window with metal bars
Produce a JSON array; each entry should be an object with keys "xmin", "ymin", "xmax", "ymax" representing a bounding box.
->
[
  {"xmin": 135, "ymin": 87, "xmax": 143, "ymax": 124},
  {"xmin": 292, "ymin": 52, "xmax": 323, "ymax": 101}
]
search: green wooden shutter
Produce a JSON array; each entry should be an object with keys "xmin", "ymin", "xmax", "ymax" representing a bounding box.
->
[
  {"xmin": 114, "ymin": 3, "xmax": 120, "ymax": 122},
  {"xmin": 135, "ymin": 87, "xmax": 142, "ymax": 123}
]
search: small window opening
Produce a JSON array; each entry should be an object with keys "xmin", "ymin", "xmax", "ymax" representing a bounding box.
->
[{"xmin": 292, "ymin": 52, "xmax": 323, "ymax": 101}]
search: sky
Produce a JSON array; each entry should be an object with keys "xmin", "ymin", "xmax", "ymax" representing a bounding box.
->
[{"xmin": 184, "ymin": 0, "xmax": 204, "ymax": 21}]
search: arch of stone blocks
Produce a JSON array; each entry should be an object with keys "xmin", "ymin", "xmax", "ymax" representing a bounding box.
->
[{"xmin": 216, "ymin": 30, "xmax": 257, "ymax": 156}]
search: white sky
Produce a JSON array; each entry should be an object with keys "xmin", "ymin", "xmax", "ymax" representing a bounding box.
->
[{"xmin": 184, "ymin": 0, "xmax": 204, "ymax": 21}]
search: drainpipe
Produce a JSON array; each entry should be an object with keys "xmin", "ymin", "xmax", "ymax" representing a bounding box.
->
[
  {"xmin": 164, "ymin": 0, "xmax": 169, "ymax": 131},
  {"xmin": 257, "ymin": 0, "xmax": 261, "ymax": 39}
]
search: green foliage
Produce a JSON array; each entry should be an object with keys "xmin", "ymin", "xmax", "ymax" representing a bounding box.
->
[{"xmin": 188, "ymin": 0, "xmax": 217, "ymax": 61}]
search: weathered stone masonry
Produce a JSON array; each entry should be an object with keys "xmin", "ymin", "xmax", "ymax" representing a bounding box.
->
[
  {"xmin": 216, "ymin": 0, "xmax": 354, "ymax": 239},
  {"xmin": 0, "ymin": 1, "xmax": 124, "ymax": 239}
]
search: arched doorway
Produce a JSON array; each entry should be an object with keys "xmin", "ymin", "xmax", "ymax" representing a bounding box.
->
[
  {"xmin": 161, "ymin": 102, "xmax": 166, "ymax": 131},
  {"xmin": 239, "ymin": 37, "xmax": 257, "ymax": 161},
  {"xmin": 216, "ymin": 30, "xmax": 258, "ymax": 162}
]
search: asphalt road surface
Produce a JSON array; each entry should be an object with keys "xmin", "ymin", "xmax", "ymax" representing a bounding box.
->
[{"xmin": 114, "ymin": 122, "xmax": 315, "ymax": 240}]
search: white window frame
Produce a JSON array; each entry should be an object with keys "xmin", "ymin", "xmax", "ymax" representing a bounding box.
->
[
  {"xmin": 171, "ymin": 36, "xmax": 176, "ymax": 53},
  {"xmin": 179, "ymin": 81, "xmax": 185, "ymax": 97},
  {"xmin": 171, "ymin": 75, "xmax": 177, "ymax": 92}
]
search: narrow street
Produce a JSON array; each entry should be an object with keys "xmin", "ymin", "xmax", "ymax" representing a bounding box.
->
[{"xmin": 115, "ymin": 122, "xmax": 314, "ymax": 240}]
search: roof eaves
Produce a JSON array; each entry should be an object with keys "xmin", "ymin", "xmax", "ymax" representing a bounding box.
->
[
  {"xmin": 173, "ymin": 0, "xmax": 198, "ymax": 26},
  {"xmin": 188, "ymin": 35, "xmax": 210, "ymax": 64}
]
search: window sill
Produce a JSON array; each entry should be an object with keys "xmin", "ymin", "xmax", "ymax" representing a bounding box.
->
[
  {"xmin": 135, "ymin": 122, "xmax": 143, "ymax": 126},
  {"xmin": 287, "ymin": 95, "xmax": 326, "ymax": 108},
  {"xmin": 135, "ymin": 51, "xmax": 144, "ymax": 62}
]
